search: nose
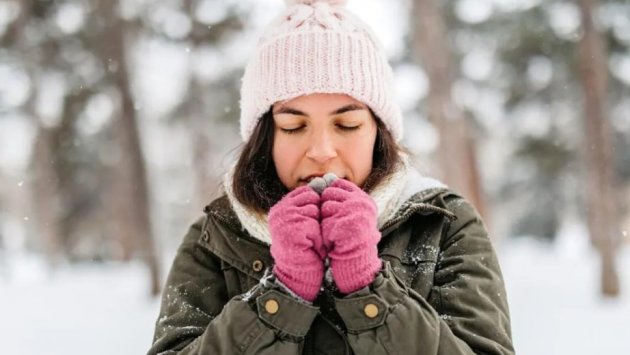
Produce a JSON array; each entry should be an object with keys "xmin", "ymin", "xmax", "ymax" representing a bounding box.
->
[{"xmin": 305, "ymin": 130, "xmax": 337, "ymax": 164}]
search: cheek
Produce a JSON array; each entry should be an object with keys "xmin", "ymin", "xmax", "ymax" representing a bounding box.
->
[
  {"xmin": 272, "ymin": 136, "xmax": 300, "ymax": 187},
  {"xmin": 342, "ymin": 131, "xmax": 377, "ymax": 185}
]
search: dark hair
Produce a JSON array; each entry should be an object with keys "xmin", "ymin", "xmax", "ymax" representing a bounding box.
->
[{"xmin": 232, "ymin": 109, "xmax": 404, "ymax": 214}]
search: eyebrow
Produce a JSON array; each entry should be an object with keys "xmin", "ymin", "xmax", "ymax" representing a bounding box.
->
[{"xmin": 273, "ymin": 104, "xmax": 366, "ymax": 116}]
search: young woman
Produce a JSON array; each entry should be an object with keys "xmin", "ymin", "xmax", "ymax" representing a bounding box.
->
[{"xmin": 148, "ymin": 1, "xmax": 514, "ymax": 354}]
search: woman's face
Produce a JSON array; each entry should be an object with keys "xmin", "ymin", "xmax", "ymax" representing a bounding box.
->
[{"xmin": 272, "ymin": 93, "xmax": 377, "ymax": 190}]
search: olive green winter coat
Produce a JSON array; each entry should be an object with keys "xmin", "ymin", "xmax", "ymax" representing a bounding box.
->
[{"xmin": 147, "ymin": 187, "xmax": 514, "ymax": 354}]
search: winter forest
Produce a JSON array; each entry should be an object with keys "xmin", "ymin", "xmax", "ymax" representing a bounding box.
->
[{"xmin": 1, "ymin": 0, "xmax": 629, "ymax": 354}]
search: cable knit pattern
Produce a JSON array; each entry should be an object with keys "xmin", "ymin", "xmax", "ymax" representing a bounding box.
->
[
  {"xmin": 239, "ymin": 0, "xmax": 403, "ymax": 142},
  {"xmin": 285, "ymin": 0, "xmax": 348, "ymax": 6}
]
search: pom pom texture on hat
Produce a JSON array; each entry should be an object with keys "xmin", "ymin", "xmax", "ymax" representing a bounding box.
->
[
  {"xmin": 239, "ymin": 0, "xmax": 404, "ymax": 142},
  {"xmin": 285, "ymin": 0, "xmax": 348, "ymax": 6}
]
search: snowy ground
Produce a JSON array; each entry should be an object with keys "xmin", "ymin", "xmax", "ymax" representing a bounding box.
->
[
  {"xmin": 0, "ymin": 255, "xmax": 161, "ymax": 355},
  {"xmin": 1, "ymin": 238, "xmax": 629, "ymax": 355},
  {"xmin": 500, "ymin": 238, "xmax": 630, "ymax": 355}
]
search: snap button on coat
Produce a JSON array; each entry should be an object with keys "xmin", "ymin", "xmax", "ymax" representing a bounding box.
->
[
  {"xmin": 265, "ymin": 299, "xmax": 279, "ymax": 314},
  {"xmin": 252, "ymin": 260, "xmax": 264, "ymax": 272},
  {"xmin": 364, "ymin": 303, "xmax": 379, "ymax": 318}
]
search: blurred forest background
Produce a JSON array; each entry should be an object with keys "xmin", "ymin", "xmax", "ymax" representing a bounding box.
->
[{"xmin": 0, "ymin": 0, "xmax": 629, "ymax": 354}]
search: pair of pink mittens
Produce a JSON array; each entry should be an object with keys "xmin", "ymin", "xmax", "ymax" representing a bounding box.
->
[{"xmin": 269, "ymin": 174, "xmax": 382, "ymax": 302}]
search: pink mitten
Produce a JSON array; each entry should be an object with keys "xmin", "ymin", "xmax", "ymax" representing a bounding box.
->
[
  {"xmin": 269, "ymin": 186, "xmax": 326, "ymax": 302},
  {"xmin": 321, "ymin": 179, "xmax": 383, "ymax": 294}
]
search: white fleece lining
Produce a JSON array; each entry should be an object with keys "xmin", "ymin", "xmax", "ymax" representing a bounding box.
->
[{"xmin": 222, "ymin": 154, "xmax": 447, "ymax": 246}]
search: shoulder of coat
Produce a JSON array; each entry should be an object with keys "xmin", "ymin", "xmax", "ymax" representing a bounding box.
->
[
  {"xmin": 203, "ymin": 195, "xmax": 238, "ymax": 223},
  {"xmin": 405, "ymin": 187, "xmax": 453, "ymax": 204},
  {"xmin": 201, "ymin": 195, "xmax": 245, "ymax": 231},
  {"xmin": 433, "ymin": 189, "xmax": 483, "ymax": 226},
  {"xmin": 203, "ymin": 195, "xmax": 232, "ymax": 217},
  {"xmin": 407, "ymin": 187, "xmax": 478, "ymax": 219}
]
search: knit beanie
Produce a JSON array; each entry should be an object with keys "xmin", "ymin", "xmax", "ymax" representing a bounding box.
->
[{"xmin": 239, "ymin": 0, "xmax": 403, "ymax": 142}]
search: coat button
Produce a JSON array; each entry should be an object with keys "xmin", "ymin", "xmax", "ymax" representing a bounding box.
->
[
  {"xmin": 265, "ymin": 299, "xmax": 279, "ymax": 315},
  {"xmin": 364, "ymin": 303, "xmax": 379, "ymax": 318},
  {"xmin": 202, "ymin": 231, "xmax": 209, "ymax": 242},
  {"xmin": 252, "ymin": 260, "xmax": 264, "ymax": 272}
]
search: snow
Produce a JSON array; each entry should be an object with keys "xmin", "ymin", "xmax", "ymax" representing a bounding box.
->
[
  {"xmin": 36, "ymin": 72, "xmax": 67, "ymax": 128},
  {"xmin": 610, "ymin": 54, "xmax": 630, "ymax": 87},
  {"xmin": 546, "ymin": 2, "xmax": 581, "ymax": 41},
  {"xmin": 461, "ymin": 48, "xmax": 496, "ymax": 81},
  {"xmin": 1, "ymin": 237, "xmax": 629, "ymax": 354},
  {"xmin": 499, "ymin": 238, "xmax": 630, "ymax": 355},
  {"xmin": 54, "ymin": 2, "xmax": 86, "ymax": 35},
  {"xmin": 0, "ymin": 1, "xmax": 20, "ymax": 37},
  {"xmin": 0, "ymin": 64, "xmax": 31, "ymax": 108},
  {"xmin": 195, "ymin": 0, "xmax": 230, "ymax": 26},
  {"xmin": 346, "ymin": 0, "xmax": 408, "ymax": 59},
  {"xmin": 527, "ymin": 56, "xmax": 554, "ymax": 90},
  {"xmin": 455, "ymin": 0, "xmax": 493, "ymax": 25},
  {"xmin": 1, "ymin": 0, "xmax": 628, "ymax": 353},
  {"xmin": 394, "ymin": 63, "xmax": 429, "ymax": 112},
  {"xmin": 78, "ymin": 93, "xmax": 115, "ymax": 136},
  {"xmin": 131, "ymin": 37, "xmax": 190, "ymax": 119},
  {"xmin": 0, "ymin": 114, "xmax": 36, "ymax": 172},
  {"xmin": 0, "ymin": 256, "xmax": 160, "ymax": 355}
]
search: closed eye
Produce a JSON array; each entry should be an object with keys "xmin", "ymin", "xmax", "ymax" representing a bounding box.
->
[
  {"xmin": 280, "ymin": 124, "xmax": 360, "ymax": 134},
  {"xmin": 280, "ymin": 126, "xmax": 305, "ymax": 134},
  {"xmin": 337, "ymin": 124, "xmax": 360, "ymax": 131}
]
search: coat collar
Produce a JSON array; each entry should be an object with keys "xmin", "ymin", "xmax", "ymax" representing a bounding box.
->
[{"xmin": 213, "ymin": 154, "xmax": 452, "ymax": 246}]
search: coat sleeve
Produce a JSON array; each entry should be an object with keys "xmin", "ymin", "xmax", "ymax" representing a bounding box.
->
[
  {"xmin": 147, "ymin": 216, "xmax": 320, "ymax": 355},
  {"xmin": 333, "ymin": 197, "xmax": 515, "ymax": 355}
]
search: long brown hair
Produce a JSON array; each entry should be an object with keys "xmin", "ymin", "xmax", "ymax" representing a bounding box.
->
[{"xmin": 232, "ymin": 108, "xmax": 404, "ymax": 214}]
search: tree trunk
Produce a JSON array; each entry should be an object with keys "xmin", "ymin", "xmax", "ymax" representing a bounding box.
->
[
  {"xmin": 190, "ymin": 95, "xmax": 214, "ymax": 211},
  {"xmin": 411, "ymin": 0, "xmax": 489, "ymax": 226},
  {"xmin": 576, "ymin": 0, "xmax": 620, "ymax": 297},
  {"xmin": 7, "ymin": 0, "xmax": 65, "ymax": 265},
  {"xmin": 30, "ymin": 126, "xmax": 64, "ymax": 265},
  {"xmin": 183, "ymin": 0, "xmax": 214, "ymax": 212},
  {"xmin": 28, "ymin": 72, "xmax": 91, "ymax": 264},
  {"xmin": 99, "ymin": 0, "xmax": 161, "ymax": 296}
]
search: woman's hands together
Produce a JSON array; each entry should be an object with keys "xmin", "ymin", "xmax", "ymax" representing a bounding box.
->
[
  {"xmin": 268, "ymin": 176, "xmax": 382, "ymax": 301},
  {"xmin": 269, "ymin": 186, "xmax": 326, "ymax": 302},
  {"xmin": 320, "ymin": 178, "xmax": 382, "ymax": 294}
]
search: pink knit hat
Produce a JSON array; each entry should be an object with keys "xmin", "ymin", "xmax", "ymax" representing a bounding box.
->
[{"xmin": 239, "ymin": 0, "xmax": 403, "ymax": 142}]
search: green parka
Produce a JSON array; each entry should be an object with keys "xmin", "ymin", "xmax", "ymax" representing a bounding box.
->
[{"xmin": 148, "ymin": 187, "xmax": 514, "ymax": 354}]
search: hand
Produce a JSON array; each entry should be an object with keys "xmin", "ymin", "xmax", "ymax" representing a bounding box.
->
[
  {"xmin": 269, "ymin": 186, "xmax": 326, "ymax": 302},
  {"xmin": 321, "ymin": 179, "xmax": 382, "ymax": 294}
]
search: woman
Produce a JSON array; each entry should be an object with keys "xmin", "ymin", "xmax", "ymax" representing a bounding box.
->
[{"xmin": 148, "ymin": 0, "xmax": 514, "ymax": 354}]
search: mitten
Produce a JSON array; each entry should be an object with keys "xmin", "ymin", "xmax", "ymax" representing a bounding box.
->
[
  {"xmin": 321, "ymin": 179, "xmax": 382, "ymax": 294},
  {"xmin": 269, "ymin": 186, "xmax": 325, "ymax": 302}
]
